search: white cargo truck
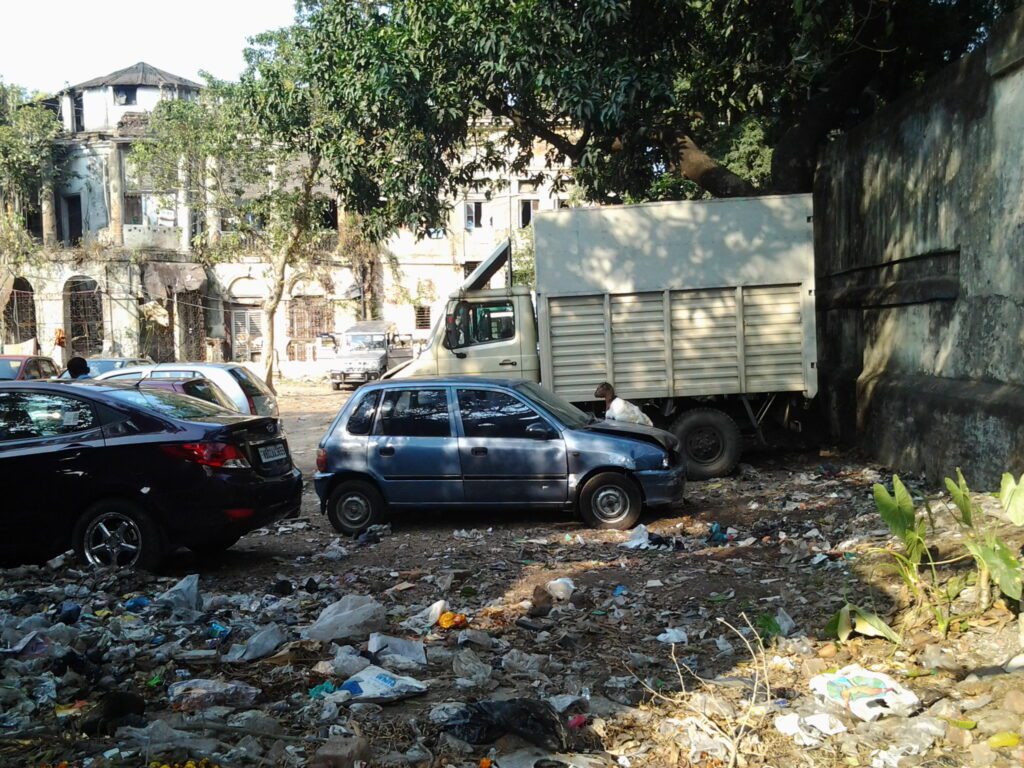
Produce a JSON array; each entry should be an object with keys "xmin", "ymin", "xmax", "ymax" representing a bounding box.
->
[{"xmin": 386, "ymin": 194, "xmax": 816, "ymax": 478}]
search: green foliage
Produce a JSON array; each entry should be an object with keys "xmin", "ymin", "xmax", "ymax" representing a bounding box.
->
[
  {"xmin": 511, "ymin": 225, "xmax": 535, "ymax": 288},
  {"xmin": 755, "ymin": 613, "xmax": 782, "ymax": 640},
  {"xmin": 1000, "ymin": 472, "xmax": 1024, "ymax": 526},
  {"xmin": 825, "ymin": 603, "xmax": 901, "ymax": 644},
  {"xmin": 291, "ymin": 0, "xmax": 1017, "ymax": 234}
]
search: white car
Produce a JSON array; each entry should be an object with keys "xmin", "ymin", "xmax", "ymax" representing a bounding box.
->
[{"xmin": 95, "ymin": 362, "xmax": 278, "ymax": 417}]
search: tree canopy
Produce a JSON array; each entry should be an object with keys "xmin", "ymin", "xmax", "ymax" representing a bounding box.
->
[{"xmin": 292, "ymin": 0, "xmax": 1019, "ymax": 238}]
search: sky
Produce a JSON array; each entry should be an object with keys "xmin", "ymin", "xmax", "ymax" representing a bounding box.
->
[{"xmin": 0, "ymin": 0, "xmax": 298, "ymax": 95}]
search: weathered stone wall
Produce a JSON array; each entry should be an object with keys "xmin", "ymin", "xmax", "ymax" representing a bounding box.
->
[{"xmin": 814, "ymin": 9, "xmax": 1024, "ymax": 485}]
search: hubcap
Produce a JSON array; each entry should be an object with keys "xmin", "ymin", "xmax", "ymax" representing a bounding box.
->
[
  {"xmin": 686, "ymin": 426, "xmax": 724, "ymax": 464},
  {"xmin": 83, "ymin": 512, "xmax": 142, "ymax": 568},
  {"xmin": 593, "ymin": 486, "xmax": 630, "ymax": 523},
  {"xmin": 338, "ymin": 493, "xmax": 371, "ymax": 527}
]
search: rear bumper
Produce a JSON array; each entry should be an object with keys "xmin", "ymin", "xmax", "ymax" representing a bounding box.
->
[
  {"xmin": 313, "ymin": 472, "xmax": 332, "ymax": 510},
  {"xmin": 636, "ymin": 465, "xmax": 686, "ymax": 507},
  {"xmin": 330, "ymin": 371, "xmax": 380, "ymax": 384},
  {"xmin": 159, "ymin": 467, "xmax": 303, "ymax": 545}
]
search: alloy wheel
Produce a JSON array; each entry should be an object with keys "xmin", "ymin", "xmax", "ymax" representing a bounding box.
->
[{"xmin": 83, "ymin": 512, "xmax": 142, "ymax": 568}]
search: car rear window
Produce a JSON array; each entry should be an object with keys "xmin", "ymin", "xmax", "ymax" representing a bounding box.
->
[
  {"xmin": 88, "ymin": 360, "xmax": 122, "ymax": 375},
  {"xmin": 229, "ymin": 366, "xmax": 272, "ymax": 397},
  {"xmin": 184, "ymin": 380, "xmax": 235, "ymax": 410},
  {"xmin": 105, "ymin": 388, "xmax": 234, "ymax": 420}
]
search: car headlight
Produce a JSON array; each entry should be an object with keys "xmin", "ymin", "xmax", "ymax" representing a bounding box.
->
[{"xmin": 662, "ymin": 454, "xmax": 671, "ymax": 469}]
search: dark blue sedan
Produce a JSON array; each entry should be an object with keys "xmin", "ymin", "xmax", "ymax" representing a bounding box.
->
[
  {"xmin": 0, "ymin": 381, "xmax": 302, "ymax": 569},
  {"xmin": 314, "ymin": 378, "xmax": 685, "ymax": 533}
]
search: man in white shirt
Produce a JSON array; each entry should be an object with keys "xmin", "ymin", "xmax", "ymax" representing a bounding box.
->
[{"xmin": 594, "ymin": 382, "xmax": 653, "ymax": 427}]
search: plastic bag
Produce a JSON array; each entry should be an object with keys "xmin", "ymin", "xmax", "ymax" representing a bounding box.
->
[
  {"xmin": 339, "ymin": 665, "xmax": 427, "ymax": 703},
  {"xmin": 545, "ymin": 578, "xmax": 576, "ymax": 601},
  {"xmin": 401, "ymin": 599, "xmax": 448, "ymax": 634},
  {"xmin": 657, "ymin": 627, "xmax": 689, "ymax": 644},
  {"xmin": 167, "ymin": 678, "xmax": 260, "ymax": 711},
  {"xmin": 441, "ymin": 698, "xmax": 567, "ymax": 752},
  {"xmin": 809, "ymin": 664, "xmax": 919, "ymax": 721},
  {"xmin": 304, "ymin": 595, "xmax": 385, "ymax": 642},
  {"xmin": 368, "ymin": 633, "xmax": 426, "ymax": 666},
  {"xmin": 453, "ymin": 648, "xmax": 492, "ymax": 686},
  {"xmin": 156, "ymin": 574, "xmax": 202, "ymax": 612},
  {"xmin": 231, "ymin": 623, "xmax": 287, "ymax": 662}
]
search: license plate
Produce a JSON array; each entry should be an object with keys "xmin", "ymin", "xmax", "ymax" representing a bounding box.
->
[{"xmin": 258, "ymin": 443, "xmax": 288, "ymax": 463}]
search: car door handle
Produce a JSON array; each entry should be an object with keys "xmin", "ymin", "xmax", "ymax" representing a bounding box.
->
[
  {"xmin": 499, "ymin": 359, "xmax": 518, "ymax": 366},
  {"xmin": 471, "ymin": 447, "xmax": 488, "ymax": 456},
  {"xmin": 378, "ymin": 446, "xmax": 395, "ymax": 457}
]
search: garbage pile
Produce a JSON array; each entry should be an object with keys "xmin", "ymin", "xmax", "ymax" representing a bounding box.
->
[{"xmin": 4, "ymin": 456, "xmax": 1024, "ymax": 767}]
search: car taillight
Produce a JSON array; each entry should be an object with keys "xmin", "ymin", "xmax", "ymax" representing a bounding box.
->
[
  {"xmin": 246, "ymin": 394, "xmax": 258, "ymax": 414},
  {"xmin": 315, "ymin": 448, "xmax": 327, "ymax": 472},
  {"xmin": 162, "ymin": 441, "xmax": 251, "ymax": 469}
]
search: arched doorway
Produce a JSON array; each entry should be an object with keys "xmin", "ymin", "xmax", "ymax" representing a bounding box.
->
[
  {"xmin": 63, "ymin": 276, "xmax": 104, "ymax": 357},
  {"xmin": 2, "ymin": 277, "xmax": 38, "ymax": 346}
]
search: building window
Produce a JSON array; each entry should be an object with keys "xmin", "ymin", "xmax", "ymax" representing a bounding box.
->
[
  {"xmin": 113, "ymin": 86, "xmax": 138, "ymax": 106},
  {"xmin": 463, "ymin": 261, "xmax": 480, "ymax": 278},
  {"xmin": 427, "ymin": 228, "xmax": 445, "ymax": 239},
  {"xmin": 520, "ymin": 199, "xmax": 539, "ymax": 228},
  {"xmin": 464, "ymin": 201, "xmax": 483, "ymax": 230},
  {"xmin": 124, "ymin": 195, "xmax": 143, "ymax": 226},
  {"xmin": 288, "ymin": 296, "xmax": 333, "ymax": 339},
  {"xmin": 415, "ymin": 305, "xmax": 431, "ymax": 330},
  {"xmin": 518, "ymin": 180, "xmax": 539, "ymax": 194}
]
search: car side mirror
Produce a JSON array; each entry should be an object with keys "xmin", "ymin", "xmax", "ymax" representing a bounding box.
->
[{"xmin": 526, "ymin": 421, "xmax": 556, "ymax": 440}]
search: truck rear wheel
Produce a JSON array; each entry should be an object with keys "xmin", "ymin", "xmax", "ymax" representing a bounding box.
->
[{"xmin": 670, "ymin": 408, "xmax": 741, "ymax": 480}]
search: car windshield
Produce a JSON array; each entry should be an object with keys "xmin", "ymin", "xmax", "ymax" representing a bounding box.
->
[
  {"xmin": 516, "ymin": 381, "xmax": 593, "ymax": 429},
  {"xmin": 346, "ymin": 334, "xmax": 386, "ymax": 352},
  {"xmin": 0, "ymin": 360, "xmax": 22, "ymax": 380},
  {"xmin": 105, "ymin": 388, "xmax": 236, "ymax": 420}
]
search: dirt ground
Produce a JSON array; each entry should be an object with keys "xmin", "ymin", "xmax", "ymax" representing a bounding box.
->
[{"xmin": 7, "ymin": 380, "xmax": 1024, "ymax": 767}]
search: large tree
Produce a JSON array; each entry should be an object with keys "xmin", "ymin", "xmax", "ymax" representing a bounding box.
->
[
  {"xmin": 0, "ymin": 81, "xmax": 64, "ymax": 262},
  {"xmin": 295, "ymin": 0, "xmax": 1018, "ymax": 237}
]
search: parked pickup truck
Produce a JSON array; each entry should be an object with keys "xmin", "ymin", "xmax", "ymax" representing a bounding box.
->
[
  {"xmin": 386, "ymin": 194, "xmax": 817, "ymax": 478},
  {"xmin": 329, "ymin": 320, "xmax": 416, "ymax": 390}
]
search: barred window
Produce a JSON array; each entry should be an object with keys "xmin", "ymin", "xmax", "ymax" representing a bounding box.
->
[{"xmin": 415, "ymin": 305, "xmax": 431, "ymax": 330}]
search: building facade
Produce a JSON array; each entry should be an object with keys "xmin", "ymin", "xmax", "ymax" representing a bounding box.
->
[{"xmin": 1, "ymin": 62, "xmax": 569, "ymax": 377}]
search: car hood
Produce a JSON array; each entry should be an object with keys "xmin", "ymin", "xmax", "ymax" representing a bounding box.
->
[{"xmin": 578, "ymin": 420, "xmax": 679, "ymax": 453}]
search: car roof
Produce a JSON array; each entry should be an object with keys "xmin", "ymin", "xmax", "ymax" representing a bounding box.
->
[
  {"xmin": 0, "ymin": 379, "xmax": 135, "ymax": 394},
  {"xmin": 0, "ymin": 354, "xmax": 34, "ymax": 360},
  {"xmin": 343, "ymin": 320, "xmax": 393, "ymax": 334},
  {"xmin": 363, "ymin": 376, "xmax": 527, "ymax": 390}
]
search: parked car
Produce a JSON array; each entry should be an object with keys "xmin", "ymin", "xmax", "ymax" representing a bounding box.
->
[
  {"xmin": 0, "ymin": 381, "xmax": 301, "ymax": 569},
  {"xmin": 314, "ymin": 377, "xmax": 684, "ymax": 534},
  {"xmin": 95, "ymin": 363, "xmax": 278, "ymax": 417},
  {"xmin": 134, "ymin": 376, "xmax": 238, "ymax": 411},
  {"xmin": 0, "ymin": 355, "xmax": 60, "ymax": 381},
  {"xmin": 57, "ymin": 356, "xmax": 154, "ymax": 379}
]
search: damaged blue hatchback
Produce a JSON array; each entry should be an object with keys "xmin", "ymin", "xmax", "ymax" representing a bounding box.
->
[{"xmin": 314, "ymin": 377, "xmax": 685, "ymax": 534}]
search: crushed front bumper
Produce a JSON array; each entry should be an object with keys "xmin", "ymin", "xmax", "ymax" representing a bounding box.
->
[{"xmin": 636, "ymin": 465, "xmax": 686, "ymax": 507}]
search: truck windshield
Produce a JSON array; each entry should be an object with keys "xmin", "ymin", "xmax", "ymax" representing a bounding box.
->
[
  {"xmin": 346, "ymin": 334, "xmax": 386, "ymax": 351},
  {"xmin": 516, "ymin": 381, "xmax": 592, "ymax": 429}
]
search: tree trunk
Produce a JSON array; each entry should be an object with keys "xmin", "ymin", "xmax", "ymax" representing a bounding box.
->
[
  {"xmin": 262, "ymin": 154, "xmax": 321, "ymax": 392},
  {"xmin": 667, "ymin": 132, "xmax": 757, "ymax": 198},
  {"xmin": 770, "ymin": 51, "xmax": 882, "ymax": 193}
]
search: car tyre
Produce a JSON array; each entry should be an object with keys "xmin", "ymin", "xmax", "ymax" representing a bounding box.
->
[
  {"xmin": 73, "ymin": 499, "xmax": 164, "ymax": 571},
  {"xmin": 327, "ymin": 480, "xmax": 384, "ymax": 536},
  {"xmin": 670, "ymin": 408, "xmax": 741, "ymax": 480},
  {"xmin": 331, "ymin": 382, "xmax": 342, "ymax": 391},
  {"xmin": 579, "ymin": 472, "xmax": 642, "ymax": 530},
  {"xmin": 186, "ymin": 533, "xmax": 241, "ymax": 556}
]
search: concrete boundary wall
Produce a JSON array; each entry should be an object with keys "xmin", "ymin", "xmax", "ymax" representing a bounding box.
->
[{"xmin": 814, "ymin": 9, "xmax": 1024, "ymax": 485}]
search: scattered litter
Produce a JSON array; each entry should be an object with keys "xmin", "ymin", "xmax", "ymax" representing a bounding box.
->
[
  {"xmin": 657, "ymin": 627, "xmax": 689, "ymax": 644},
  {"xmin": 305, "ymin": 595, "xmax": 385, "ymax": 642},
  {"xmin": 167, "ymin": 678, "xmax": 260, "ymax": 711},
  {"xmin": 368, "ymin": 633, "xmax": 427, "ymax": 666},
  {"xmin": 809, "ymin": 665, "xmax": 919, "ymax": 721},
  {"xmin": 545, "ymin": 577, "xmax": 576, "ymax": 601},
  {"xmin": 340, "ymin": 665, "xmax": 428, "ymax": 703},
  {"xmin": 401, "ymin": 599, "xmax": 449, "ymax": 634}
]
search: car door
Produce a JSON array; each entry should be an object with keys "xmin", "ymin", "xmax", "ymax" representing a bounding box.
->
[
  {"xmin": 455, "ymin": 387, "xmax": 568, "ymax": 505},
  {"xmin": 366, "ymin": 387, "xmax": 463, "ymax": 505},
  {"xmin": 0, "ymin": 390, "xmax": 105, "ymax": 558},
  {"xmin": 437, "ymin": 298, "xmax": 525, "ymax": 378}
]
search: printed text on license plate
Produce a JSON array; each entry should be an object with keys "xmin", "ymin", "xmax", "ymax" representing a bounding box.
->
[{"xmin": 258, "ymin": 444, "xmax": 287, "ymax": 463}]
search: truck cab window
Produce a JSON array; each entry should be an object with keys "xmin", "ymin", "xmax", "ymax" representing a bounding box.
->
[{"xmin": 448, "ymin": 301, "xmax": 514, "ymax": 349}]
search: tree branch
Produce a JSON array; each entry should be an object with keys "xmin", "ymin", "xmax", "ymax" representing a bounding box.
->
[{"xmin": 481, "ymin": 97, "xmax": 586, "ymax": 161}]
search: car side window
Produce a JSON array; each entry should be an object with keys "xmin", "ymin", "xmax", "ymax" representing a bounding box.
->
[
  {"xmin": 0, "ymin": 392, "xmax": 98, "ymax": 440},
  {"xmin": 377, "ymin": 389, "xmax": 451, "ymax": 438},
  {"xmin": 107, "ymin": 371, "xmax": 144, "ymax": 380},
  {"xmin": 457, "ymin": 389, "xmax": 545, "ymax": 439},
  {"xmin": 41, "ymin": 361, "xmax": 58, "ymax": 378},
  {"xmin": 152, "ymin": 370, "xmax": 195, "ymax": 379},
  {"xmin": 346, "ymin": 391, "xmax": 381, "ymax": 435},
  {"xmin": 22, "ymin": 360, "xmax": 42, "ymax": 380}
]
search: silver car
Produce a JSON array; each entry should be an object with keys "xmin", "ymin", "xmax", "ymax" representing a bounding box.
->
[{"xmin": 94, "ymin": 362, "xmax": 278, "ymax": 417}]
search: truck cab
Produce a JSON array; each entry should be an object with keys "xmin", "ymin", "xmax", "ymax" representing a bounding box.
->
[{"xmin": 386, "ymin": 242, "xmax": 539, "ymax": 381}]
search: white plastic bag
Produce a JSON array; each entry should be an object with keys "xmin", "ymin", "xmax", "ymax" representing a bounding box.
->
[
  {"xmin": 304, "ymin": 595, "xmax": 385, "ymax": 642},
  {"xmin": 339, "ymin": 665, "xmax": 427, "ymax": 703},
  {"xmin": 809, "ymin": 664, "xmax": 919, "ymax": 721}
]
